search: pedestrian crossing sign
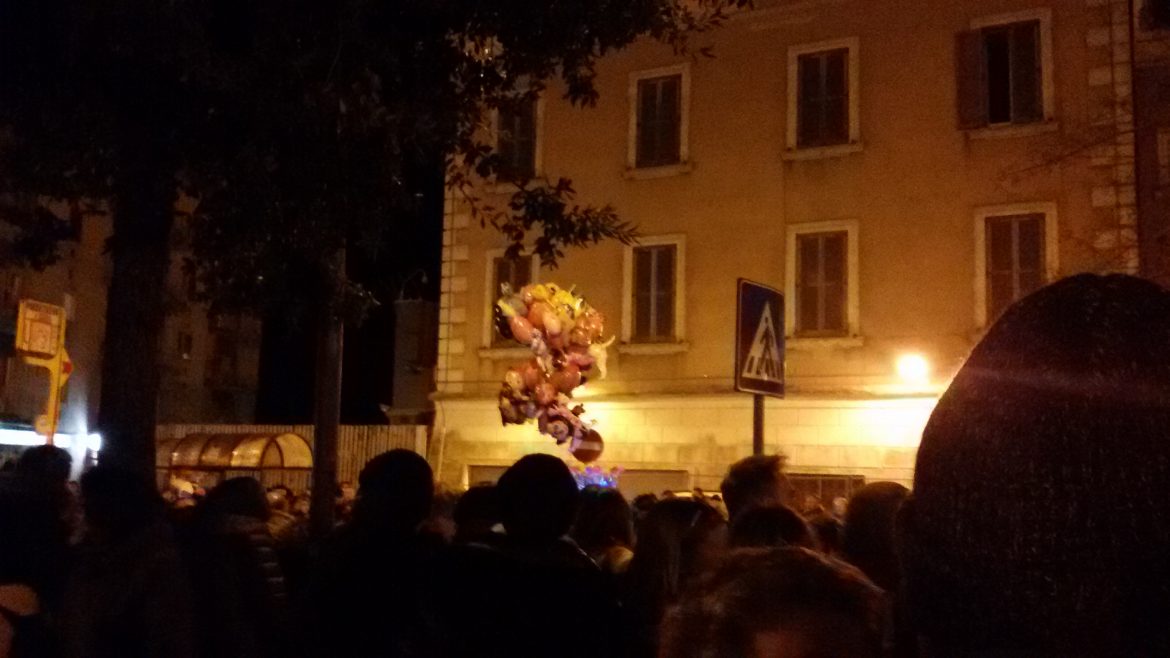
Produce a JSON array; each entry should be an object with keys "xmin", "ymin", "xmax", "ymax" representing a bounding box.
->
[{"xmin": 736, "ymin": 280, "xmax": 785, "ymax": 397}]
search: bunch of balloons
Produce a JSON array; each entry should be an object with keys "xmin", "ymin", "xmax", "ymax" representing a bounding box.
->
[{"xmin": 495, "ymin": 282, "xmax": 613, "ymax": 462}]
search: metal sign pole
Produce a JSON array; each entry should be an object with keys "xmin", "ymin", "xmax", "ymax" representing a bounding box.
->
[
  {"xmin": 752, "ymin": 393, "xmax": 765, "ymax": 455},
  {"xmin": 736, "ymin": 279, "xmax": 784, "ymax": 458}
]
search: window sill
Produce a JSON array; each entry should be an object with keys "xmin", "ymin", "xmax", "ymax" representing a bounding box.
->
[
  {"xmin": 617, "ymin": 341, "xmax": 690, "ymax": 356},
  {"xmin": 965, "ymin": 121, "xmax": 1058, "ymax": 140},
  {"xmin": 786, "ymin": 336, "xmax": 865, "ymax": 351},
  {"xmin": 623, "ymin": 162, "xmax": 693, "ymax": 180},
  {"xmin": 478, "ymin": 346, "xmax": 533, "ymax": 360},
  {"xmin": 782, "ymin": 142, "xmax": 863, "ymax": 162}
]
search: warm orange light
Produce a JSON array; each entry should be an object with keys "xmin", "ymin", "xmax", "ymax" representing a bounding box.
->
[{"xmin": 896, "ymin": 353, "xmax": 931, "ymax": 386}]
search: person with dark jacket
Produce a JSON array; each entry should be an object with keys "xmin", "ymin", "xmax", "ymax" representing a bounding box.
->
[
  {"xmin": 186, "ymin": 477, "xmax": 288, "ymax": 658},
  {"xmin": 60, "ymin": 466, "xmax": 195, "ymax": 658},
  {"xmin": 0, "ymin": 472, "xmax": 55, "ymax": 658},
  {"xmin": 437, "ymin": 454, "xmax": 619, "ymax": 658},
  {"xmin": 622, "ymin": 498, "xmax": 726, "ymax": 658},
  {"xmin": 307, "ymin": 450, "xmax": 441, "ymax": 658}
]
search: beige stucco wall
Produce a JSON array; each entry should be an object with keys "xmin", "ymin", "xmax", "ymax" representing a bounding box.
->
[{"xmin": 435, "ymin": 0, "xmax": 1140, "ymax": 489}]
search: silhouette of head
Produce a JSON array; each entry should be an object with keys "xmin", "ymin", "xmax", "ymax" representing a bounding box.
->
[
  {"xmin": 354, "ymin": 449, "xmax": 434, "ymax": 531},
  {"xmin": 495, "ymin": 454, "xmax": 578, "ymax": 544},
  {"xmin": 661, "ymin": 547, "xmax": 883, "ymax": 658},
  {"xmin": 903, "ymin": 274, "xmax": 1170, "ymax": 655},
  {"xmin": 626, "ymin": 498, "xmax": 726, "ymax": 618},
  {"xmin": 720, "ymin": 454, "xmax": 791, "ymax": 520},
  {"xmin": 204, "ymin": 476, "xmax": 269, "ymax": 521},
  {"xmin": 452, "ymin": 484, "xmax": 499, "ymax": 542},
  {"xmin": 729, "ymin": 504, "xmax": 815, "ymax": 550},
  {"xmin": 842, "ymin": 482, "xmax": 908, "ymax": 591},
  {"xmin": 79, "ymin": 466, "xmax": 163, "ymax": 540},
  {"xmin": 17, "ymin": 444, "xmax": 72, "ymax": 488},
  {"xmin": 571, "ymin": 486, "xmax": 633, "ymax": 554}
]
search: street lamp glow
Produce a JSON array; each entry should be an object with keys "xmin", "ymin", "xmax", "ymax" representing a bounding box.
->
[{"xmin": 896, "ymin": 353, "xmax": 931, "ymax": 386}]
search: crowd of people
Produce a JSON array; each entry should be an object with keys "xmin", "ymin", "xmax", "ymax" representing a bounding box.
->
[{"xmin": 1, "ymin": 273, "xmax": 1169, "ymax": 658}]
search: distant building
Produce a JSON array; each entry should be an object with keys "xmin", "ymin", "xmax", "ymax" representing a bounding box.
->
[
  {"xmin": 155, "ymin": 224, "xmax": 262, "ymax": 423},
  {"xmin": 0, "ymin": 209, "xmax": 111, "ymax": 444},
  {"xmin": 381, "ymin": 299, "xmax": 438, "ymax": 425},
  {"xmin": 435, "ymin": 0, "xmax": 1150, "ymax": 493},
  {"xmin": 0, "ymin": 209, "xmax": 262, "ymax": 443}
]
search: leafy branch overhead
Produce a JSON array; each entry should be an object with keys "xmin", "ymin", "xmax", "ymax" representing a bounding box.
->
[{"xmin": 1, "ymin": 0, "xmax": 748, "ymax": 313}]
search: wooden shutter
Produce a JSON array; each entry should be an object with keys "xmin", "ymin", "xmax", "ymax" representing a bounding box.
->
[
  {"xmin": 1010, "ymin": 22, "xmax": 1043, "ymax": 123},
  {"xmin": 797, "ymin": 54, "xmax": 821, "ymax": 148},
  {"xmin": 824, "ymin": 50, "xmax": 849, "ymax": 145},
  {"xmin": 633, "ymin": 247, "xmax": 653, "ymax": 339},
  {"xmin": 796, "ymin": 235, "xmax": 820, "ymax": 333},
  {"xmin": 955, "ymin": 30, "xmax": 988, "ymax": 129},
  {"xmin": 821, "ymin": 233, "xmax": 847, "ymax": 333},
  {"xmin": 636, "ymin": 79, "xmax": 656, "ymax": 168},
  {"xmin": 654, "ymin": 246, "xmax": 676, "ymax": 340},
  {"xmin": 660, "ymin": 76, "xmax": 681, "ymax": 165}
]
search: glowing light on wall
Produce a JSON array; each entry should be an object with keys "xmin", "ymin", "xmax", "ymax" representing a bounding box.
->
[
  {"xmin": 896, "ymin": 353, "xmax": 931, "ymax": 387},
  {"xmin": 0, "ymin": 427, "xmax": 103, "ymax": 451}
]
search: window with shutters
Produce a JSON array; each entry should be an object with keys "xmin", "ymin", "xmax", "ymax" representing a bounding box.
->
[
  {"xmin": 632, "ymin": 244, "xmax": 678, "ymax": 342},
  {"xmin": 627, "ymin": 65, "xmax": 690, "ymax": 171},
  {"xmin": 489, "ymin": 254, "xmax": 534, "ymax": 345},
  {"xmin": 785, "ymin": 220, "xmax": 860, "ymax": 341},
  {"xmin": 957, "ymin": 10, "xmax": 1053, "ymax": 130},
  {"xmin": 984, "ymin": 214, "xmax": 1046, "ymax": 322},
  {"xmin": 797, "ymin": 49, "xmax": 849, "ymax": 148},
  {"xmin": 975, "ymin": 204, "xmax": 1057, "ymax": 328},
  {"xmin": 636, "ymin": 75, "xmax": 682, "ymax": 168},
  {"xmin": 795, "ymin": 232, "xmax": 848, "ymax": 336},
  {"xmin": 786, "ymin": 38, "xmax": 861, "ymax": 155},
  {"xmin": 496, "ymin": 98, "xmax": 538, "ymax": 179}
]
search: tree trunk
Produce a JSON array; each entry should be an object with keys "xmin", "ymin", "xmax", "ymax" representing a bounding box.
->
[
  {"xmin": 309, "ymin": 249, "xmax": 345, "ymax": 538},
  {"xmin": 96, "ymin": 151, "xmax": 175, "ymax": 477}
]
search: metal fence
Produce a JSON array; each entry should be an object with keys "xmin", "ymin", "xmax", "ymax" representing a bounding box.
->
[{"xmin": 156, "ymin": 423, "xmax": 428, "ymax": 491}]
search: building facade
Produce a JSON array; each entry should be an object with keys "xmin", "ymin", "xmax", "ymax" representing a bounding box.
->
[
  {"xmin": 433, "ymin": 0, "xmax": 1151, "ymax": 494},
  {"xmin": 0, "ymin": 207, "xmax": 262, "ymax": 452}
]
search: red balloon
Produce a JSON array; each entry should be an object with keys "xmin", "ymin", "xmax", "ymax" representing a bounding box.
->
[
  {"xmin": 571, "ymin": 430, "xmax": 604, "ymax": 463},
  {"xmin": 521, "ymin": 360, "xmax": 543, "ymax": 390},
  {"xmin": 527, "ymin": 301, "xmax": 554, "ymax": 331},
  {"xmin": 509, "ymin": 315, "xmax": 535, "ymax": 345},
  {"xmin": 549, "ymin": 363, "xmax": 583, "ymax": 394}
]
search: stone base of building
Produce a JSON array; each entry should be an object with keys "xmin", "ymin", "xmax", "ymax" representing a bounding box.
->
[{"xmin": 432, "ymin": 393, "xmax": 936, "ymax": 494}]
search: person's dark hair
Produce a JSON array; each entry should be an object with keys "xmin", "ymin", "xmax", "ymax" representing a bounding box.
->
[
  {"xmin": 452, "ymin": 484, "xmax": 499, "ymax": 541},
  {"xmin": 728, "ymin": 504, "xmax": 814, "ymax": 550},
  {"xmin": 903, "ymin": 274, "xmax": 1170, "ymax": 656},
  {"xmin": 571, "ymin": 486, "xmax": 633, "ymax": 555},
  {"xmin": 660, "ymin": 547, "xmax": 884, "ymax": 658},
  {"xmin": 17, "ymin": 445, "xmax": 72, "ymax": 487},
  {"xmin": 807, "ymin": 512, "xmax": 843, "ymax": 556},
  {"xmin": 495, "ymin": 454, "xmax": 578, "ymax": 543},
  {"xmin": 719, "ymin": 454, "xmax": 790, "ymax": 520},
  {"xmin": 842, "ymin": 482, "xmax": 908, "ymax": 591},
  {"xmin": 80, "ymin": 466, "xmax": 164, "ymax": 538},
  {"xmin": 203, "ymin": 476, "xmax": 269, "ymax": 521},
  {"xmin": 0, "ymin": 478, "xmax": 43, "ymax": 583},
  {"xmin": 354, "ymin": 449, "xmax": 434, "ymax": 531},
  {"xmin": 625, "ymin": 498, "xmax": 725, "ymax": 622}
]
